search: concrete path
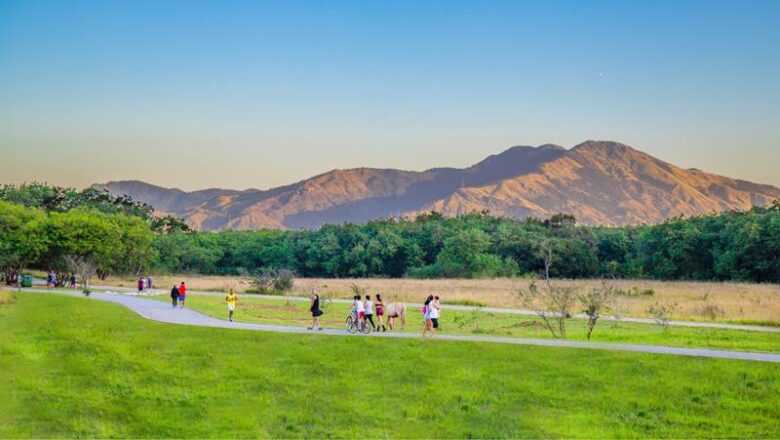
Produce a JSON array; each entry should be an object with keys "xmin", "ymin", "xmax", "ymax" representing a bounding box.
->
[
  {"xmin": 79, "ymin": 283, "xmax": 780, "ymax": 333},
  {"xmin": 22, "ymin": 289, "xmax": 780, "ymax": 363}
]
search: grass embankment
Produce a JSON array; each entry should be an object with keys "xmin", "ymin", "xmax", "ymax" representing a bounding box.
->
[
  {"xmin": 1, "ymin": 293, "xmax": 779, "ymax": 438},
  {"xmin": 157, "ymin": 294, "xmax": 780, "ymax": 353},
  {"xmin": 108, "ymin": 274, "xmax": 780, "ymax": 325}
]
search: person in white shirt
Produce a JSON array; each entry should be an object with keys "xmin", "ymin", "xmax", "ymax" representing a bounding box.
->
[
  {"xmin": 363, "ymin": 295, "xmax": 375, "ymax": 330},
  {"xmin": 430, "ymin": 296, "xmax": 442, "ymax": 332},
  {"xmin": 354, "ymin": 295, "xmax": 366, "ymax": 326},
  {"xmin": 422, "ymin": 295, "xmax": 434, "ymax": 338}
]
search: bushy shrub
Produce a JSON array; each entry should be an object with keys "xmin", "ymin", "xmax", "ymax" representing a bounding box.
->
[
  {"xmin": 251, "ymin": 268, "xmax": 295, "ymax": 294},
  {"xmin": 647, "ymin": 301, "xmax": 677, "ymax": 332}
]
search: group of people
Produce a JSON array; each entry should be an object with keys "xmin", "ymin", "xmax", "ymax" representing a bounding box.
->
[
  {"xmin": 137, "ymin": 275, "xmax": 154, "ymax": 293},
  {"xmin": 340, "ymin": 292, "xmax": 440, "ymax": 336},
  {"xmin": 46, "ymin": 271, "xmax": 77, "ymax": 289},
  {"xmin": 169, "ymin": 281, "xmax": 187, "ymax": 308},
  {"xmin": 163, "ymin": 283, "xmax": 440, "ymax": 336},
  {"xmin": 348, "ymin": 293, "xmax": 389, "ymax": 332}
]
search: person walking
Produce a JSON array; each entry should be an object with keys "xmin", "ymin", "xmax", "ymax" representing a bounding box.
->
[
  {"xmin": 178, "ymin": 281, "xmax": 187, "ymax": 308},
  {"xmin": 225, "ymin": 289, "xmax": 238, "ymax": 322},
  {"xmin": 364, "ymin": 295, "xmax": 376, "ymax": 330},
  {"xmin": 429, "ymin": 295, "xmax": 441, "ymax": 335},
  {"xmin": 308, "ymin": 289, "xmax": 324, "ymax": 331},
  {"xmin": 69, "ymin": 273, "xmax": 77, "ymax": 289},
  {"xmin": 147, "ymin": 275, "xmax": 153, "ymax": 291},
  {"xmin": 352, "ymin": 295, "xmax": 366, "ymax": 328},
  {"xmin": 422, "ymin": 295, "xmax": 434, "ymax": 338},
  {"xmin": 375, "ymin": 294, "xmax": 386, "ymax": 332},
  {"xmin": 137, "ymin": 277, "xmax": 144, "ymax": 294},
  {"xmin": 47, "ymin": 271, "xmax": 57, "ymax": 290},
  {"xmin": 170, "ymin": 284, "xmax": 179, "ymax": 308}
]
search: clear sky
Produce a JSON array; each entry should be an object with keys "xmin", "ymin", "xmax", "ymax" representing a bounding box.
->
[{"xmin": 1, "ymin": 0, "xmax": 778, "ymax": 191}]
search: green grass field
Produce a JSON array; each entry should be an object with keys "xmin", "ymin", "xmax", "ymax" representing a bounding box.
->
[
  {"xmin": 154, "ymin": 294, "xmax": 780, "ymax": 353},
  {"xmin": 2, "ymin": 293, "xmax": 779, "ymax": 438}
]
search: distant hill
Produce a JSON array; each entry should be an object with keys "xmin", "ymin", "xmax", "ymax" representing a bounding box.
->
[{"xmin": 95, "ymin": 141, "xmax": 780, "ymax": 230}]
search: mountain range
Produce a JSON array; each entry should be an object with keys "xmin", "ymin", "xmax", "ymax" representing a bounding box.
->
[{"xmin": 95, "ymin": 141, "xmax": 780, "ymax": 231}]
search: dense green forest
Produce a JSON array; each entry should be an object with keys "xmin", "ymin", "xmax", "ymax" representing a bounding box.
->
[{"xmin": 2, "ymin": 183, "xmax": 779, "ymax": 283}]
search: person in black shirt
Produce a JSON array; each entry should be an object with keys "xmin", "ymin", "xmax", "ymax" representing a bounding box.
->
[
  {"xmin": 170, "ymin": 285, "xmax": 179, "ymax": 308},
  {"xmin": 308, "ymin": 288, "xmax": 324, "ymax": 331}
]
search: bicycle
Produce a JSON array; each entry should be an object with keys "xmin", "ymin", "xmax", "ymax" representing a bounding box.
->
[{"xmin": 346, "ymin": 314, "xmax": 372, "ymax": 334}]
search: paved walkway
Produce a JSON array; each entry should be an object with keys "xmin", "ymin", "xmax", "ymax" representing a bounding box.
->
[
  {"xmin": 81, "ymin": 283, "xmax": 780, "ymax": 333},
  {"xmin": 22, "ymin": 289, "xmax": 780, "ymax": 363}
]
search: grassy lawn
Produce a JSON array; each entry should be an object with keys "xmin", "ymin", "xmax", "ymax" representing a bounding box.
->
[
  {"xmin": 3, "ymin": 294, "xmax": 778, "ymax": 438},
  {"xmin": 0, "ymin": 294, "xmax": 780, "ymax": 438},
  {"xmin": 151, "ymin": 293, "xmax": 780, "ymax": 354}
]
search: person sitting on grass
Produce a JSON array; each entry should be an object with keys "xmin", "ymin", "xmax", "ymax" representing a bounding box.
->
[
  {"xmin": 170, "ymin": 284, "xmax": 179, "ymax": 308},
  {"xmin": 226, "ymin": 289, "xmax": 238, "ymax": 322}
]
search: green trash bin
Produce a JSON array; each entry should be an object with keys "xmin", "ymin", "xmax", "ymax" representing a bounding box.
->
[{"xmin": 20, "ymin": 274, "xmax": 33, "ymax": 288}]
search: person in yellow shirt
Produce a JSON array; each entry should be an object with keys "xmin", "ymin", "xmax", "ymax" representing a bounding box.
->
[{"xmin": 225, "ymin": 289, "xmax": 238, "ymax": 322}]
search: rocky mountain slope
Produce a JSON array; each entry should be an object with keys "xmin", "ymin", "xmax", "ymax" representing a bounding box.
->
[{"xmin": 96, "ymin": 141, "xmax": 780, "ymax": 230}]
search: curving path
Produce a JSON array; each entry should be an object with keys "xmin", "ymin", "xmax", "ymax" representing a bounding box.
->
[
  {"xmin": 79, "ymin": 284, "xmax": 780, "ymax": 333},
  {"xmin": 23, "ymin": 289, "xmax": 780, "ymax": 363}
]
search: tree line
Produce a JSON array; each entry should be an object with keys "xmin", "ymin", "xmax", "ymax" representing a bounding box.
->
[
  {"xmin": 152, "ymin": 205, "xmax": 780, "ymax": 283},
  {"xmin": 2, "ymin": 183, "xmax": 779, "ymax": 283}
]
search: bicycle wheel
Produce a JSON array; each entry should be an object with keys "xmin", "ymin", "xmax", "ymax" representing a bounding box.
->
[
  {"xmin": 346, "ymin": 316, "xmax": 358, "ymax": 334},
  {"xmin": 360, "ymin": 320, "xmax": 372, "ymax": 334}
]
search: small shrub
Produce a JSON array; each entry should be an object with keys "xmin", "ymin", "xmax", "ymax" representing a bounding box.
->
[
  {"xmin": 516, "ymin": 278, "xmax": 577, "ymax": 339},
  {"xmin": 452, "ymin": 308, "xmax": 481, "ymax": 331},
  {"xmin": 647, "ymin": 302, "xmax": 677, "ymax": 332},
  {"xmin": 349, "ymin": 284, "xmax": 367, "ymax": 298},
  {"xmin": 579, "ymin": 279, "xmax": 615, "ymax": 340},
  {"xmin": 251, "ymin": 268, "xmax": 295, "ymax": 294}
]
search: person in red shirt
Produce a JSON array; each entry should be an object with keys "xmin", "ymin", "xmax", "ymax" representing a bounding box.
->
[{"xmin": 178, "ymin": 281, "xmax": 187, "ymax": 308}]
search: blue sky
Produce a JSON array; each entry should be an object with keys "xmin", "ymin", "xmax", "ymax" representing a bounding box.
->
[{"xmin": 1, "ymin": 0, "xmax": 778, "ymax": 190}]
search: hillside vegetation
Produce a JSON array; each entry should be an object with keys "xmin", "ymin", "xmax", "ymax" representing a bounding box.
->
[
  {"xmin": 2, "ymin": 186, "xmax": 780, "ymax": 283},
  {"xmin": 151, "ymin": 206, "xmax": 780, "ymax": 283}
]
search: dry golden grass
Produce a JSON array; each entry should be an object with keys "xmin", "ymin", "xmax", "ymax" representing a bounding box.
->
[
  {"xmin": 0, "ymin": 290, "xmax": 17, "ymax": 307},
  {"xmin": 106, "ymin": 274, "xmax": 780, "ymax": 325}
]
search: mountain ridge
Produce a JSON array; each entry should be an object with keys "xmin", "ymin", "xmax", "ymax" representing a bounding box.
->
[{"xmin": 95, "ymin": 141, "xmax": 780, "ymax": 230}]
